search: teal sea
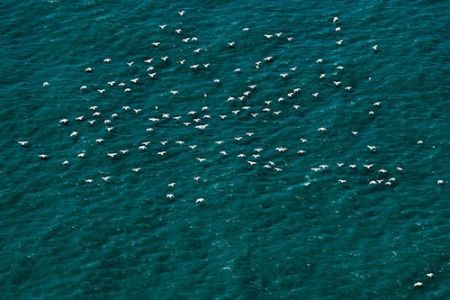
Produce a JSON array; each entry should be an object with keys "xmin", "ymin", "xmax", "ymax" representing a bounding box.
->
[{"xmin": 1, "ymin": 0, "xmax": 449, "ymax": 298}]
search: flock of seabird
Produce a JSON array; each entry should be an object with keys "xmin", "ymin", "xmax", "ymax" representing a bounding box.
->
[
  {"xmin": 20, "ymin": 12, "xmax": 447, "ymax": 198},
  {"xmin": 16, "ymin": 9, "xmax": 445, "ymax": 289},
  {"xmin": 20, "ymin": 12, "xmax": 447, "ymax": 193}
]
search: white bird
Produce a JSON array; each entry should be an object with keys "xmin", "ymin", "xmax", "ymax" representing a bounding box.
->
[
  {"xmin": 196, "ymin": 198, "xmax": 205, "ymax": 204},
  {"xmin": 336, "ymin": 39, "xmax": 344, "ymax": 46},
  {"xmin": 333, "ymin": 16, "xmax": 339, "ymax": 23},
  {"xmin": 107, "ymin": 153, "xmax": 118, "ymax": 159},
  {"xmin": 132, "ymin": 168, "xmax": 141, "ymax": 173},
  {"xmin": 367, "ymin": 145, "xmax": 377, "ymax": 152},
  {"xmin": 42, "ymin": 82, "xmax": 49, "ymax": 87},
  {"xmin": 178, "ymin": 10, "xmax": 185, "ymax": 16},
  {"xmin": 18, "ymin": 141, "xmax": 29, "ymax": 147},
  {"xmin": 38, "ymin": 154, "xmax": 48, "ymax": 160},
  {"xmin": 159, "ymin": 24, "xmax": 167, "ymax": 29},
  {"xmin": 372, "ymin": 45, "xmax": 379, "ymax": 51},
  {"xmin": 170, "ymin": 90, "xmax": 179, "ymax": 95},
  {"xmin": 103, "ymin": 58, "xmax": 111, "ymax": 63},
  {"xmin": 413, "ymin": 282, "xmax": 423, "ymax": 288}
]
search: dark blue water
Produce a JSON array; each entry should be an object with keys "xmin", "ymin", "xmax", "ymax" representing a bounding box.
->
[{"xmin": 1, "ymin": 0, "xmax": 449, "ymax": 298}]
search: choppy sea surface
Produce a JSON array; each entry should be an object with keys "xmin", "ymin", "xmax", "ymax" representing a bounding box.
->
[{"xmin": 1, "ymin": 0, "xmax": 449, "ymax": 299}]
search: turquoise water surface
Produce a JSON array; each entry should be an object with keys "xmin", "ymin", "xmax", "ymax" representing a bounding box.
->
[{"xmin": 1, "ymin": 0, "xmax": 449, "ymax": 299}]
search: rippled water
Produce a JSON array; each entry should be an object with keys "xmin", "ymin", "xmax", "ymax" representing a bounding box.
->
[{"xmin": 1, "ymin": 0, "xmax": 449, "ymax": 298}]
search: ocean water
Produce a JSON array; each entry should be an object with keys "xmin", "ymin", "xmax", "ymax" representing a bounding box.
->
[{"xmin": 1, "ymin": 0, "xmax": 449, "ymax": 298}]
